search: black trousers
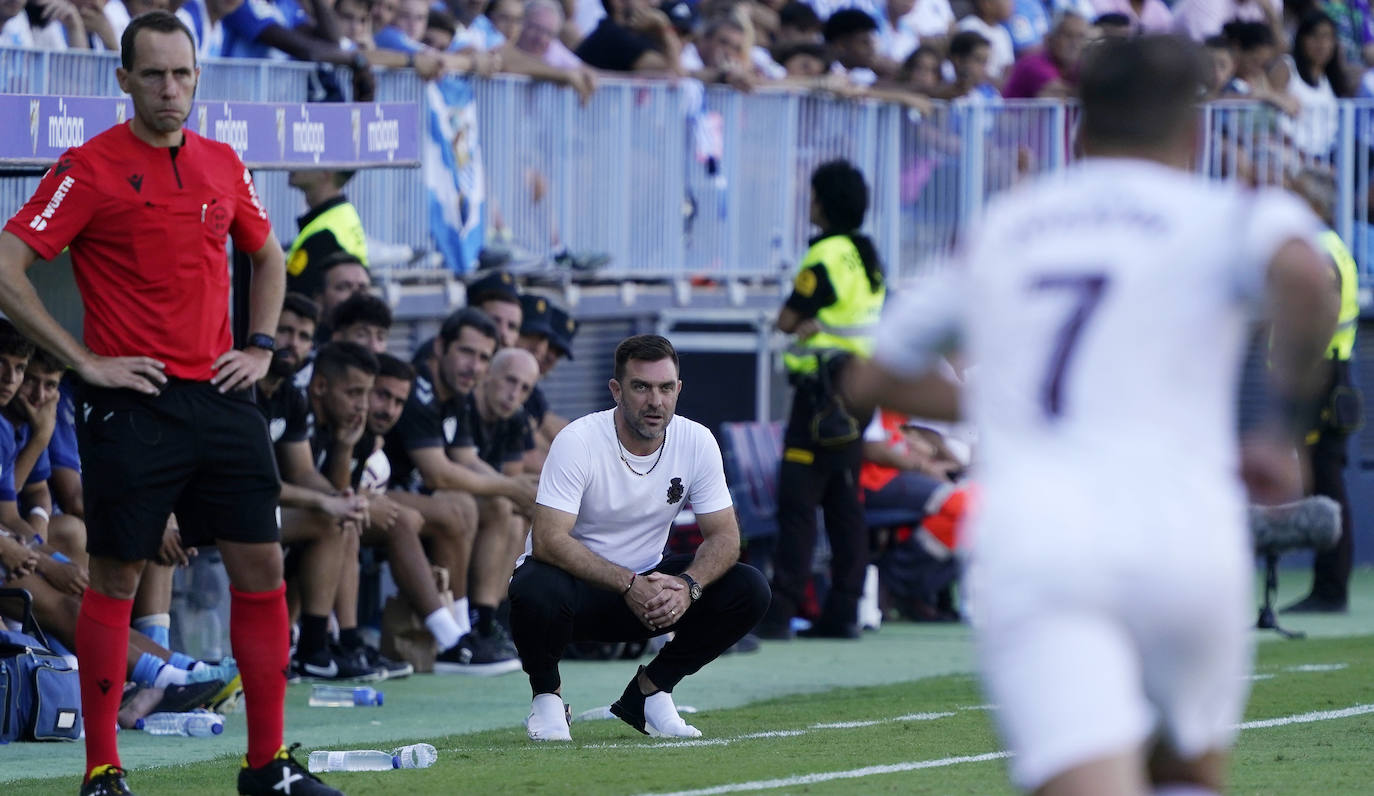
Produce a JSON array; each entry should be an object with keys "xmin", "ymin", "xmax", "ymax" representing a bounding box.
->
[
  {"xmin": 1307, "ymin": 429, "xmax": 1353, "ymax": 603},
  {"xmin": 767, "ymin": 409, "xmax": 868, "ymax": 629},
  {"xmin": 508, "ymin": 554, "xmax": 770, "ymax": 695}
]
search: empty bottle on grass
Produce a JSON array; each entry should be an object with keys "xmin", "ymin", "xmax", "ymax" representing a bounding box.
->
[
  {"xmin": 309, "ymin": 685, "xmax": 383, "ymax": 707},
  {"xmin": 307, "ymin": 750, "xmax": 398, "ymax": 773},
  {"xmin": 393, "ymin": 743, "xmax": 437, "ymax": 769},
  {"xmin": 135, "ymin": 711, "xmax": 224, "ymax": 736}
]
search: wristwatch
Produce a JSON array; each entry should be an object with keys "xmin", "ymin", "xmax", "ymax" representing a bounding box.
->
[
  {"xmin": 679, "ymin": 572, "xmax": 702, "ymax": 602},
  {"xmin": 245, "ymin": 333, "xmax": 276, "ymax": 353}
]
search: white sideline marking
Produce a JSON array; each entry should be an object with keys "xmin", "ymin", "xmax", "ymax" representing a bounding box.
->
[
  {"xmin": 1236, "ymin": 703, "xmax": 1374, "ymax": 730},
  {"xmin": 639, "ymin": 752, "xmax": 1013, "ymax": 796},
  {"xmin": 810, "ymin": 712, "xmax": 954, "ymax": 729},
  {"xmin": 1246, "ymin": 674, "xmax": 1276, "ymax": 681},
  {"xmin": 627, "ymin": 703, "xmax": 1374, "ymax": 796},
  {"xmin": 1285, "ymin": 663, "xmax": 1348, "ymax": 673}
]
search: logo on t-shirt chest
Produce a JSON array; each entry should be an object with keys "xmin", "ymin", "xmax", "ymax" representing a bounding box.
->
[
  {"xmin": 206, "ymin": 202, "xmax": 231, "ymax": 236},
  {"xmin": 443, "ymin": 416, "xmax": 458, "ymax": 445},
  {"xmin": 666, "ymin": 477, "xmax": 684, "ymax": 505}
]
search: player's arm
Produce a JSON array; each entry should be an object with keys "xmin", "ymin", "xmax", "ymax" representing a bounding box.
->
[
  {"xmin": 680, "ymin": 506, "xmax": 741, "ymax": 589},
  {"xmin": 11, "ymin": 431, "xmax": 52, "ymax": 491},
  {"xmin": 213, "ymin": 233, "xmax": 285, "ymax": 392},
  {"xmin": 0, "ymin": 501, "xmax": 38, "ymax": 544},
  {"xmin": 18, "ymin": 482, "xmax": 52, "ymax": 539},
  {"xmin": 529, "ymin": 503, "xmax": 638, "ymax": 592},
  {"xmin": 411, "ymin": 445, "xmax": 532, "ymax": 502},
  {"xmin": 50, "ymin": 467, "xmax": 82, "ymax": 518},
  {"xmin": 1265, "ymin": 238, "xmax": 1341, "ymax": 415}
]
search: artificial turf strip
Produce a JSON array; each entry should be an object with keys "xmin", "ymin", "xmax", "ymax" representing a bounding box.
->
[{"xmin": 8, "ymin": 633, "xmax": 1371, "ymax": 796}]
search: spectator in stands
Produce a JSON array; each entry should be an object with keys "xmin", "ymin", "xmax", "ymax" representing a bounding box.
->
[
  {"xmin": 1221, "ymin": 19, "xmax": 1300, "ymax": 115},
  {"xmin": 825, "ymin": 8, "xmax": 890, "ymax": 83},
  {"xmin": 1002, "ymin": 10, "xmax": 1086, "ymax": 98},
  {"xmin": 1285, "ymin": 11, "xmax": 1352, "ymax": 158},
  {"xmin": 954, "ymin": 0, "xmax": 1015, "ymax": 84},
  {"xmin": 1172, "ymin": 0, "xmax": 1283, "ymax": 42},
  {"xmin": 776, "ymin": 0, "xmax": 822, "ymax": 44},
  {"xmin": 687, "ymin": 16, "xmax": 759, "ymax": 88},
  {"xmin": 424, "ymin": 7, "xmax": 458, "ymax": 47},
  {"xmin": 276, "ymin": 293, "xmax": 321, "ymax": 375},
  {"xmin": 1320, "ymin": 0, "xmax": 1374, "ymax": 66},
  {"xmin": 467, "ymin": 270, "xmax": 524, "ymax": 348},
  {"xmin": 1204, "ymin": 32, "xmax": 1235, "ymax": 96},
  {"xmin": 775, "ymin": 39, "xmax": 830, "ymax": 74},
  {"xmin": 945, "ymin": 29, "xmax": 999, "ymax": 100},
  {"xmin": 372, "ymin": 0, "xmax": 398, "ymax": 29},
  {"xmin": 514, "ymin": 0, "xmax": 585, "ymax": 67},
  {"xmin": 214, "ymin": 0, "xmax": 376, "ymax": 100},
  {"xmin": 1089, "ymin": 0, "xmax": 1173, "ymax": 33},
  {"xmin": 377, "ymin": 0, "xmax": 428, "ymax": 48},
  {"xmin": 875, "ymin": 0, "xmax": 922, "ymax": 62},
  {"xmin": 333, "ymin": 0, "xmax": 373, "ymax": 48},
  {"xmin": 2, "ymin": 0, "xmax": 88, "ymax": 48},
  {"xmin": 74, "ymin": 0, "xmax": 122, "ymax": 51},
  {"xmin": 175, "ymin": 0, "xmax": 234, "ymax": 61},
  {"xmin": 1005, "ymin": 0, "xmax": 1051, "ymax": 55},
  {"xmin": 329, "ymin": 292, "xmax": 393, "ymax": 355},
  {"xmin": 576, "ymin": 0, "xmax": 684, "ymax": 73},
  {"xmin": 286, "ymin": 169, "xmax": 369, "ymax": 300},
  {"xmin": 488, "ymin": 0, "xmax": 527, "ymax": 41},
  {"xmin": 1092, "ymin": 10, "xmax": 1133, "ymax": 36},
  {"xmin": 896, "ymin": 43, "xmax": 941, "ymax": 93}
]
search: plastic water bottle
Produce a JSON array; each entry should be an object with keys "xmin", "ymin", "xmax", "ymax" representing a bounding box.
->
[
  {"xmin": 309, "ymin": 685, "xmax": 383, "ymax": 707},
  {"xmin": 135, "ymin": 711, "xmax": 224, "ymax": 736},
  {"xmin": 307, "ymin": 750, "xmax": 398, "ymax": 773},
  {"xmin": 393, "ymin": 743, "xmax": 437, "ymax": 769}
]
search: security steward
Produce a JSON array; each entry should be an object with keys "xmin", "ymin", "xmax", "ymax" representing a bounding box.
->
[
  {"xmin": 1285, "ymin": 225, "xmax": 1361, "ymax": 613},
  {"xmin": 756, "ymin": 160, "xmax": 886, "ymax": 640},
  {"xmin": 284, "ymin": 168, "xmax": 368, "ymax": 298}
]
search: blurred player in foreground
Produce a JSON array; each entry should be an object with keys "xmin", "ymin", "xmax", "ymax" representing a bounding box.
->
[{"xmin": 846, "ymin": 35, "xmax": 1338, "ymax": 796}]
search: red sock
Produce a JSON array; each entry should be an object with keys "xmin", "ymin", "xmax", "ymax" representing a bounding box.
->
[
  {"xmin": 77, "ymin": 589, "xmax": 133, "ymax": 780},
  {"xmin": 230, "ymin": 583, "xmax": 289, "ymax": 768}
]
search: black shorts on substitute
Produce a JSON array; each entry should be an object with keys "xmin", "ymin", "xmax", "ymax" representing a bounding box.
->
[{"xmin": 77, "ymin": 379, "xmax": 282, "ymax": 562}]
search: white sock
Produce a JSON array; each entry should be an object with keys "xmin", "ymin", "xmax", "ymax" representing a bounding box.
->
[
  {"xmin": 644, "ymin": 691, "xmax": 701, "ymax": 738},
  {"xmin": 153, "ymin": 664, "xmax": 189, "ymax": 690},
  {"xmin": 451, "ymin": 597, "xmax": 471, "ymax": 635},
  {"xmin": 425, "ymin": 608, "xmax": 463, "ymax": 651},
  {"xmin": 526, "ymin": 693, "xmax": 571, "ymax": 741}
]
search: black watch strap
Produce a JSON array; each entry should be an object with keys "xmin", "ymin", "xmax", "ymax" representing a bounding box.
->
[
  {"xmin": 246, "ymin": 332, "xmax": 276, "ymax": 352},
  {"xmin": 679, "ymin": 572, "xmax": 702, "ymax": 602}
]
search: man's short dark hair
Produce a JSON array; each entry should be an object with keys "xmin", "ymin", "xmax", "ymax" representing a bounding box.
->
[
  {"xmin": 775, "ymin": 41, "xmax": 830, "ymax": 69},
  {"xmin": 614, "ymin": 334, "xmax": 679, "ymax": 382},
  {"xmin": 377, "ymin": 353, "xmax": 417, "ymax": 385},
  {"xmin": 779, "ymin": 1, "xmax": 821, "ymax": 31},
  {"xmin": 811, "ymin": 159, "xmax": 868, "ymax": 232},
  {"xmin": 1078, "ymin": 35, "xmax": 1208, "ymax": 151},
  {"xmin": 1093, "ymin": 12, "xmax": 1131, "ymax": 28},
  {"xmin": 948, "ymin": 30, "xmax": 990, "ymax": 59},
  {"xmin": 318, "ymin": 251, "xmax": 367, "ymax": 280},
  {"xmin": 428, "ymin": 8, "xmax": 458, "ymax": 34},
  {"xmin": 314, "ymin": 341, "xmax": 380, "ymax": 383},
  {"xmin": 823, "ymin": 8, "xmax": 877, "ymax": 43},
  {"xmin": 121, "ymin": 10, "xmax": 197, "ymax": 71},
  {"xmin": 0, "ymin": 319, "xmax": 35, "ymax": 360},
  {"xmin": 331, "ymin": 292, "xmax": 393, "ymax": 332},
  {"xmin": 26, "ymin": 346, "xmax": 64, "ymax": 375},
  {"xmin": 282, "ymin": 292, "xmax": 321, "ymax": 324},
  {"xmin": 438, "ymin": 307, "xmax": 500, "ymax": 349},
  {"xmin": 1221, "ymin": 20, "xmax": 1275, "ymax": 50}
]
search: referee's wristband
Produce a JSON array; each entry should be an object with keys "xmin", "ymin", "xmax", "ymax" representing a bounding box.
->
[{"xmin": 621, "ymin": 573, "xmax": 636, "ymax": 596}]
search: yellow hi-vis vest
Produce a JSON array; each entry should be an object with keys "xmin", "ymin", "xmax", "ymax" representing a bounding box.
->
[
  {"xmin": 286, "ymin": 200, "xmax": 369, "ymax": 277},
  {"xmin": 1322, "ymin": 230, "xmax": 1358, "ymax": 361},
  {"xmin": 782, "ymin": 234, "xmax": 886, "ymax": 375}
]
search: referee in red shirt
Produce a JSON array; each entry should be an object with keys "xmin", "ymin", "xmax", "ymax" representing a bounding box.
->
[{"xmin": 0, "ymin": 13, "xmax": 340, "ymax": 796}]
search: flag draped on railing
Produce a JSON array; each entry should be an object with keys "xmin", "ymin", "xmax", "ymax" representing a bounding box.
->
[{"xmin": 424, "ymin": 76, "xmax": 485, "ymax": 275}]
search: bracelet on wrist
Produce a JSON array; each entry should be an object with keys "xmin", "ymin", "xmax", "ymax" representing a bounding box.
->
[
  {"xmin": 621, "ymin": 572, "xmax": 636, "ymax": 595},
  {"xmin": 28, "ymin": 506, "xmax": 50, "ymax": 522}
]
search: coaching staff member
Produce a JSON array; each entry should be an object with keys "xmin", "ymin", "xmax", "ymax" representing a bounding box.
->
[
  {"xmin": 509, "ymin": 334, "xmax": 770, "ymax": 742},
  {"xmin": 0, "ymin": 12, "xmax": 339, "ymax": 796}
]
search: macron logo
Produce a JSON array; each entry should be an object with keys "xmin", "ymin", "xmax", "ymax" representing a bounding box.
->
[{"xmin": 29, "ymin": 175, "xmax": 75, "ymax": 231}]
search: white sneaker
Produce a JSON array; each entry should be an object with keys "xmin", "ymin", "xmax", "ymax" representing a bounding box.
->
[
  {"xmin": 526, "ymin": 693, "xmax": 572, "ymax": 741},
  {"xmin": 644, "ymin": 692, "xmax": 701, "ymax": 738}
]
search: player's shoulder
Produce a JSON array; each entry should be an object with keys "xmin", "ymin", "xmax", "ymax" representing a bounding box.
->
[
  {"xmin": 560, "ymin": 408, "xmax": 612, "ymax": 442},
  {"xmin": 669, "ymin": 415, "xmax": 718, "ymax": 451}
]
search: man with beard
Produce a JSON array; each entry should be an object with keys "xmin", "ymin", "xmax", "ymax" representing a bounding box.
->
[
  {"xmin": 386, "ymin": 307, "xmax": 537, "ymax": 674},
  {"xmin": 275, "ymin": 293, "xmax": 320, "ymax": 374},
  {"xmin": 509, "ymin": 335, "xmax": 770, "ymax": 741}
]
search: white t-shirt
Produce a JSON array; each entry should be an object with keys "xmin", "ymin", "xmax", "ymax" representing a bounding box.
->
[
  {"xmin": 526, "ymin": 408, "xmax": 734, "ymax": 573},
  {"xmin": 954, "ymin": 14, "xmax": 1014, "ymax": 82},
  {"xmin": 873, "ymin": 158, "xmax": 1320, "ymax": 564}
]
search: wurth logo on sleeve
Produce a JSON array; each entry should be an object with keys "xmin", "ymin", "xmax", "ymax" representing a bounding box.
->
[
  {"xmin": 242, "ymin": 167, "xmax": 268, "ymax": 220},
  {"xmin": 29, "ymin": 175, "xmax": 75, "ymax": 231}
]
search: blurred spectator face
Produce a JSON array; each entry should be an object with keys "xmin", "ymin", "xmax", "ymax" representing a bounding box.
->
[
  {"xmin": 438, "ymin": 326, "xmax": 497, "ymax": 396},
  {"xmin": 1232, "ymin": 41, "xmax": 1275, "ymax": 79},
  {"xmin": 335, "ymin": 321, "xmax": 389, "ymax": 355},
  {"xmin": 1048, "ymin": 14, "xmax": 1087, "ymax": 69},
  {"xmin": 974, "ymin": 0, "xmax": 1012, "ymax": 23},
  {"xmin": 367, "ymin": 375, "xmax": 411, "ymax": 435},
  {"xmin": 1298, "ymin": 17, "xmax": 1337, "ymax": 70},
  {"xmin": 480, "ymin": 351, "xmax": 539, "ymax": 420},
  {"xmin": 371, "ymin": 0, "xmax": 400, "ymax": 30},
  {"xmin": 448, "ymin": 0, "xmax": 486, "ymax": 24},
  {"xmin": 832, "ymin": 30, "xmax": 877, "ymax": 69},
  {"xmin": 490, "ymin": 0, "xmax": 525, "ymax": 41},
  {"xmin": 538, "ymin": 346, "xmax": 563, "ymax": 375},
  {"xmin": 423, "ymin": 19, "xmax": 455, "ymax": 48},
  {"xmin": 698, "ymin": 22, "xmax": 748, "ymax": 69},
  {"xmin": 953, "ymin": 43, "xmax": 991, "ymax": 86},
  {"xmin": 312, "ymin": 364, "xmax": 374, "ymax": 432},
  {"xmin": 320, "ymin": 263, "xmax": 371, "ymax": 319},
  {"xmin": 1208, "ymin": 45, "xmax": 1234, "ymax": 90},
  {"xmin": 516, "ymin": 331, "xmax": 550, "ymax": 363},
  {"xmin": 276, "ymin": 309, "xmax": 317, "ymax": 369},
  {"xmin": 393, "ymin": 0, "xmax": 428, "ymax": 40},
  {"xmin": 19, "ymin": 362, "xmax": 60, "ymax": 412},
  {"xmin": 782, "ymin": 49, "xmax": 827, "ymax": 76},
  {"xmin": 336, "ymin": 0, "xmax": 373, "ymax": 44},
  {"xmin": 903, "ymin": 48, "xmax": 940, "ymax": 93},
  {"xmin": 517, "ymin": 2, "xmax": 561, "ymax": 55},
  {"xmin": 477, "ymin": 298, "xmax": 522, "ymax": 348}
]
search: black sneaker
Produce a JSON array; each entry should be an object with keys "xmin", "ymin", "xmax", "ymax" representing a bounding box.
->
[
  {"xmin": 352, "ymin": 644, "xmax": 413, "ymax": 680},
  {"xmin": 290, "ymin": 645, "xmax": 384, "ymax": 683},
  {"xmin": 152, "ymin": 679, "xmax": 226, "ymax": 714},
  {"xmin": 238, "ymin": 744, "xmax": 342, "ymax": 796},
  {"xmin": 433, "ymin": 629, "xmax": 522, "ymax": 675},
  {"xmin": 80, "ymin": 766, "xmax": 136, "ymax": 796}
]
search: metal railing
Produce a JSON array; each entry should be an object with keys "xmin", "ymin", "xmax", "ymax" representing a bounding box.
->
[{"xmin": 5, "ymin": 47, "xmax": 1374, "ymax": 287}]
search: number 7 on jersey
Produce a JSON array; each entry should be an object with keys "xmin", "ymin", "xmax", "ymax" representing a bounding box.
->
[{"xmin": 1030, "ymin": 273, "xmax": 1110, "ymax": 419}]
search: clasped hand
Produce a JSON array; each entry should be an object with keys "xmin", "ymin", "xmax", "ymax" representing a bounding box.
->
[{"xmin": 624, "ymin": 572, "xmax": 688, "ymax": 631}]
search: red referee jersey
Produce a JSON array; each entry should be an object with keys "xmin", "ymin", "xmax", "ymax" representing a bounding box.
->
[{"xmin": 4, "ymin": 122, "xmax": 272, "ymax": 381}]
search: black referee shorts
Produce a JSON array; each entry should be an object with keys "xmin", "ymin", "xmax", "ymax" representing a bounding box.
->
[{"xmin": 76, "ymin": 379, "xmax": 282, "ymax": 562}]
